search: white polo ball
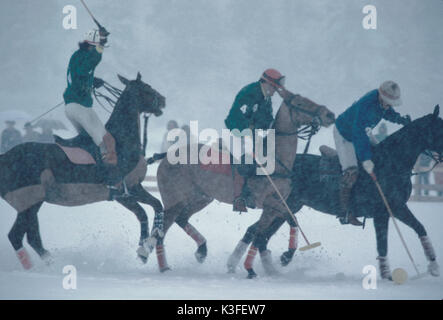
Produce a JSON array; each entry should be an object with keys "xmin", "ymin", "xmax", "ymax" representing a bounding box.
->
[{"xmin": 392, "ymin": 268, "xmax": 408, "ymax": 284}]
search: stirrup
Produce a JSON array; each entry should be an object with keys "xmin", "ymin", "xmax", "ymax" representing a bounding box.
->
[
  {"xmin": 347, "ymin": 212, "xmax": 363, "ymax": 226},
  {"xmin": 107, "ymin": 180, "xmax": 131, "ymax": 201},
  {"xmin": 233, "ymin": 197, "xmax": 248, "ymax": 213}
]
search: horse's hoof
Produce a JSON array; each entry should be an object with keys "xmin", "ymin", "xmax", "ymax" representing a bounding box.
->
[
  {"xmin": 227, "ymin": 265, "xmax": 236, "ymax": 274},
  {"xmin": 428, "ymin": 260, "xmax": 440, "ymax": 277},
  {"xmin": 41, "ymin": 251, "xmax": 53, "ymax": 266},
  {"xmin": 280, "ymin": 250, "xmax": 295, "ymax": 267},
  {"xmin": 195, "ymin": 242, "xmax": 207, "ymax": 264},
  {"xmin": 138, "ymin": 254, "xmax": 147, "ymax": 264},
  {"xmin": 246, "ymin": 268, "xmax": 257, "ymax": 279},
  {"xmin": 160, "ymin": 266, "xmax": 171, "ymax": 273}
]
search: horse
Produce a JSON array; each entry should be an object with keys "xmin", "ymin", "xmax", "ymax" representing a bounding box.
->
[
  {"xmin": 228, "ymin": 105, "xmax": 442, "ymax": 279},
  {"xmin": 0, "ymin": 72, "xmax": 166, "ymax": 269},
  {"xmin": 154, "ymin": 92, "xmax": 335, "ymax": 272}
]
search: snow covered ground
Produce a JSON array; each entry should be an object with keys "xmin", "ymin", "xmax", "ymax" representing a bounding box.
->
[{"xmin": 0, "ymin": 187, "xmax": 442, "ymax": 300}]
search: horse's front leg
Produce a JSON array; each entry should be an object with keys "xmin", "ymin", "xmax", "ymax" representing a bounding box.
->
[
  {"xmin": 373, "ymin": 213, "xmax": 392, "ymax": 280},
  {"xmin": 395, "ymin": 204, "xmax": 440, "ymax": 277},
  {"xmin": 227, "ymin": 221, "xmax": 260, "ymax": 273},
  {"xmin": 116, "ymin": 197, "xmax": 150, "ymax": 263},
  {"xmin": 131, "ymin": 183, "xmax": 163, "ymax": 213},
  {"xmin": 8, "ymin": 202, "xmax": 49, "ymax": 269},
  {"xmin": 244, "ymin": 205, "xmax": 281, "ymax": 278}
]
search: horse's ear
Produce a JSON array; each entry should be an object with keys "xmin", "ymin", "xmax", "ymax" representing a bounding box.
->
[
  {"xmin": 433, "ymin": 105, "xmax": 440, "ymax": 118},
  {"xmin": 118, "ymin": 74, "xmax": 130, "ymax": 86},
  {"xmin": 136, "ymin": 72, "xmax": 142, "ymax": 81}
]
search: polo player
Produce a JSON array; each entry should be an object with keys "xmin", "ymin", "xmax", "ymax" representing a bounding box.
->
[
  {"xmin": 334, "ymin": 81, "xmax": 411, "ymax": 226},
  {"xmin": 225, "ymin": 69, "xmax": 288, "ymax": 212}
]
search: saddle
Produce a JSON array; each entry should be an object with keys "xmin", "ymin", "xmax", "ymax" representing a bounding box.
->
[
  {"xmin": 199, "ymin": 147, "xmax": 256, "ymax": 177},
  {"xmin": 54, "ymin": 132, "xmax": 101, "ymax": 165},
  {"xmin": 318, "ymin": 145, "xmax": 342, "ymax": 182}
]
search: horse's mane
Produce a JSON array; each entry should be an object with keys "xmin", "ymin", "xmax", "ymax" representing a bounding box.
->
[
  {"xmin": 371, "ymin": 113, "xmax": 435, "ymax": 173},
  {"xmin": 375, "ymin": 114, "xmax": 433, "ymax": 155}
]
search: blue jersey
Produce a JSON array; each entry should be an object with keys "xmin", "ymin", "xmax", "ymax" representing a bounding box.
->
[{"xmin": 335, "ymin": 89, "xmax": 407, "ymax": 162}]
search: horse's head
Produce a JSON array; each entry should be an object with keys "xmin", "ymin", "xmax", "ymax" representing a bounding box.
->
[
  {"xmin": 275, "ymin": 92, "xmax": 335, "ymax": 134},
  {"xmin": 118, "ymin": 72, "xmax": 166, "ymax": 116}
]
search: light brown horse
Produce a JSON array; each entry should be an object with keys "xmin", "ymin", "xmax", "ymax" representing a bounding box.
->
[{"xmin": 155, "ymin": 93, "xmax": 335, "ymax": 272}]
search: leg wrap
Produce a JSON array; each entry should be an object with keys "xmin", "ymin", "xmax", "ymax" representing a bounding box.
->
[
  {"xmin": 289, "ymin": 227, "xmax": 298, "ymax": 250},
  {"xmin": 377, "ymin": 256, "xmax": 391, "ymax": 279},
  {"xmin": 260, "ymin": 250, "xmax": 278, "ymax": 275},
  {"xmin": 339, "ymin": 166, "xmax": 358, "ymax": 216},
  {"xmin": 244, "ymin": 245, "xmax": 258, "ymax": 270},
  {"xmin": 16, "ymin": 248, "xmax": 32, "ymax": 270},
  {"xmin": 227, "ymin": 241, "xmax": 249, "ymax": 272},
  {"xmin": 184, "ymin": 223, "xmax": 206, "ymax": 246},
  {"xmin": 156, "ymin": 244, "xmax": 169, "ymax": 272},
  {"xmin": 420, "ymin": 236, "xmax": 436, "ymax": 261}
]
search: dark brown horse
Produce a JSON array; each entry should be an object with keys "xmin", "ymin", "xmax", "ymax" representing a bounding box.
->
[
  {"xmin": 0, "ymin": 73, "xmax": 165, "ymax": 269},
  {"xmin": 228, "ymin": 106, "xmax": 442, "ymax": 279},
  {"xmin": 154, "ymin": 93, "xmax": 335, "ymax": 272}
]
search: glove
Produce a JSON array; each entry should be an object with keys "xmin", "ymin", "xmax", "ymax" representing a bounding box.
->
[
  {"xmin": 99, "ymin": 26, "xmax": 110, "ymax": 37},
  {"xmin": 93, "ymin": 77, "xmax": 104, "ymax": 89},
  {"xmin": 362, "ymin": 160, "xmax": 374, "ymax": 175},
  {"xmin": 98, "ymin": 26, "xmax": 109, "ymax": 46},
  {"xmin": 402, "ymin": 115, "xmax": 411, "ymax": 126}
]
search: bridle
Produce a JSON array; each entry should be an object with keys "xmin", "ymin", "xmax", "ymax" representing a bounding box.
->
[{"xmin": 274, "ymin": 97, "xmax": 323, "ymax": 152}]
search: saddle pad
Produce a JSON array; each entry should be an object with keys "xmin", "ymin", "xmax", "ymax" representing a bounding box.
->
[
  {"xmin": 57, "ymin": 143, "xmax": 96, "ymax": 165},
  {"xmin": 199, "ymin": 148, "xmax": 231, "ymax": 176}
]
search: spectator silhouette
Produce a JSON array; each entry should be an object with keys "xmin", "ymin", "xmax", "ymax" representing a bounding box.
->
[
  {"xmin": 39, "ymin": 126, "xmax": 55, "ymax": 143},
  {"xmin": 23, "ymin": 122, "xmax": 41, "ymax": 143},
  {"xmin": 1, "ymin": 120, "xmax": 22, "ymax": 153}
]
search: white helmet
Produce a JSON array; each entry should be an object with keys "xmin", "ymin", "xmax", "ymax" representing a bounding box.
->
[
  {"xmin": 83, "ymin": 29, "xmax": 101, "ymax": 46},
  {"xmin": 379, "ymin": 81, "xmax": 402, "ymax": 107}
]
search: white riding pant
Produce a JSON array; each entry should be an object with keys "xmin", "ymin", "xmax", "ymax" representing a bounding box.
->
[
  {"xmin": 333, "ymin": 125, "xmax": 358, "ymax": 171},
  {"xmin": 65, "ymin": 103, "xmax": 107, "ymax": 146}
]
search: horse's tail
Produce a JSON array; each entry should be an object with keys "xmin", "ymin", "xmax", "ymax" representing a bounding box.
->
[{"xmin": 146, "ymin": 152, "xmax": 166, "ymax": 165}]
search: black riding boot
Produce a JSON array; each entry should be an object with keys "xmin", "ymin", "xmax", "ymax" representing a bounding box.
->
[{"xmin": 338, "ymin": 166, "xmax": 362, "ymax": 226}]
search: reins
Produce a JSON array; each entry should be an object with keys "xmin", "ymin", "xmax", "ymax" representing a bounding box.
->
[{"xmin": 93, "ymin": 80, "xmax": 151, "ymax": 156}]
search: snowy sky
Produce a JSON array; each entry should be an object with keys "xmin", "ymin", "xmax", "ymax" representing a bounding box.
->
[{"xmin": 0, "ymin": 0, "xmax": 442, "ymax": 151}]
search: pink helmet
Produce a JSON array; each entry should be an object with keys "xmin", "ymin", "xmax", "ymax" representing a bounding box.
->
[{"xmin": 260, "ymin": 69, "xmax": 286, "ymax": 89}]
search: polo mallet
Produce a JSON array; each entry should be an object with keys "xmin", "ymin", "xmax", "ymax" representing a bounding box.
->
[
  {"xmin": 80, "ymin": 0, "xmax": 109, "ymax": 35},
  {"xmin": 254, "ymin": 157, "xmax": 321, "ymax": 251},
  {"xmin": 370, "ymin": 173, "xmax": 427, "ymax": 280}
]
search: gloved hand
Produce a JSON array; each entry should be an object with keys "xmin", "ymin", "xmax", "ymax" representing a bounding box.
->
[
  {"xmin": 362, "ymin": 159, "xmax": 374, "ymax": 175},
  {"xmin": 99, "ymin": 26, "xmax": 110, "ymax": 37},
  {"xmin": 98, "ymin": 26, "xmax": 109, "ymax": 46},
  {"xmin": 93, "ymin": 77, "xmax": 104, "ymax": 89},
  {"xmin": 402, "ymin": 115, "xmax": 411, "ymax": 126}
]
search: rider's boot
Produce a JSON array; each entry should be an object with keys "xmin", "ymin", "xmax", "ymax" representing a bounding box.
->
[
  {"xmin": 233, "ymin": 168, "xmax": 247, "ymax": 212},
  {"xmin": 98, "ymin": 132, "xmax": 131, "ymax": 201},
  {"xmin": 99, "ymin": 132, "xmax": 117, "ymax": 165},
  {"xmin": 338, "ymin": 166, "xmax": 362, "ymax": 226},
  {"xmin": 233, "ymin": 175, "xmax": 255, "ymax": 212}
]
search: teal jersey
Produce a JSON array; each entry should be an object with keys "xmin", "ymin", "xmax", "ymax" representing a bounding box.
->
[
  {"xmin": 225, "ymin": 81, "xmax": 274, "ymax": 132},
  {"xmin": 63, "ymin": 47, "xmax": 102, "ymax": 108}
]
